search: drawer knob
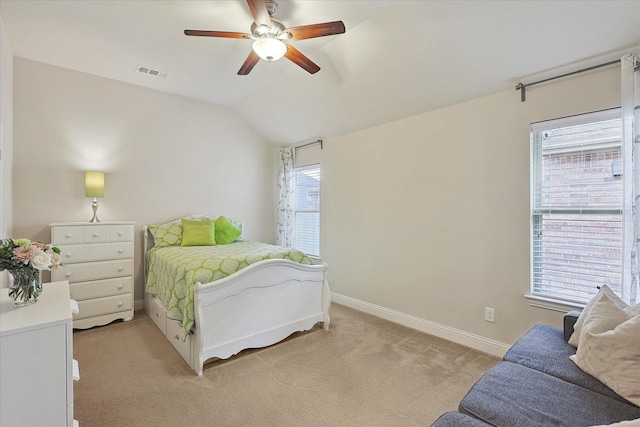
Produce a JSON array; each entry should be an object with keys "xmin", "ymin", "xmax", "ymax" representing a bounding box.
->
[
  {"xmin": 93, "ymin": 233, "xmax": 100, "ymax": 238},
  {"xmin": 65, "ymin": 234, "xmax": 73, "ymax": 239},
  {"xmin": 117, "ymin": 302, "xmax": 123, "ymax": 307},
  {"xmin": 65, "ymin": 273, "xmax": 72, "ymax": 278},
  {"xmin": 154, "ymin": 313, "xmax": 159, "ymax": 318},
  {"xmin": 118, "ymin": 284, "xmax": 123, "ymax": 290},
  {"xmin": 118, "ymin": 249, "xmax": 124, "ymax": 254},
  {"xmin": 174, "ymin": 335, "xmax": 180, "ymax": 340},
  {"xmin": 118, "ymin": 232, "xmax": 124, "ymax": 236},
  {"xmin": 65, "ymin": 253, "xmax": 72, "ymax": 258},
  {"xmin": 118, "ymin": 267, "xmax": 123, "ymax": 272}
]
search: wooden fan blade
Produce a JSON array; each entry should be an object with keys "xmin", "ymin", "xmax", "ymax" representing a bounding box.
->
[
  {"xmin": 184, "ymin": 30, "xmax": 250, "ymax": 39},
  {"xmin": 246, "ymin": 0, "xmax": 271, "ymax": 28},
  {"xmin": 284, "ymin": 45, "xmax": 320, "ymax": 74},
  {"xmin": 285, "ymin": 21, "xmax": 345, "ymax": 41},
  {"xmin": 238, "ymin": 50, "xmax": 261, "ymax": 75}
]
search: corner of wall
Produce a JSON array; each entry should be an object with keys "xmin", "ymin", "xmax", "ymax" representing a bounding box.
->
[{"xmin": 0, "ymin": 17, "xmax": 15, "ymax": 288}]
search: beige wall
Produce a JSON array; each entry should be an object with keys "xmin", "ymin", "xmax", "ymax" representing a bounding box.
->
[
  {"xmin": 12, "ymin": 58, "xmax": 275, "ymax": 302},
  {"xmin": 320, "ymin": 66, "xmax": 621, "ymax": 347},
  {"xmin": 0, "ymin": 18, "xmax": 14, "ymax": 288}
]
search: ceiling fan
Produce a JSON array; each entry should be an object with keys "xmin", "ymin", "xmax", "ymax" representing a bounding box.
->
[{"xmin": 185, "ymin": 0, "xmax": 345, "ymax": 75}]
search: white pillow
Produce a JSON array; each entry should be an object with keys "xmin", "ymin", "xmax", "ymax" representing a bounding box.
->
[
  {"xmin": 568, "ymin": 285, "xmax": 633, "ymax": 347},
  {"xmin": 590, "ymin": 420, "xmax": 640, "ymax": 427},
  {"xmin": 569, "ymin": 293, "xmax": 640, "ymax": 406},
  {"xmin": 628, "ymin": 303, "xmax": 640, "ymax": 317}
]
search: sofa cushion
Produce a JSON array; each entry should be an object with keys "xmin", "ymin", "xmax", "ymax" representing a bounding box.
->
[
  {"xmin": 503, "ymin": 324, "xmax": 630, "ymax": 404},
  {"xmin": 430, "ymin": 411, "xmax": 491, "ymax": 427},
  {"xmin": 459, "ymin": 362, "xmax": 640, "ymax": 427}
]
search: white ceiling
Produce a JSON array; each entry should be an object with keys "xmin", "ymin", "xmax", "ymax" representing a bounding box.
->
[{"xmin": 1, "ymin": 0, "xmax": 639, "ymax": 145}]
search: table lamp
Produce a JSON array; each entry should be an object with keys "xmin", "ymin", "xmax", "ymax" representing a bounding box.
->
[{"xmin": 85, "ymin": 171, "xmax": 104, "ymax": 223}]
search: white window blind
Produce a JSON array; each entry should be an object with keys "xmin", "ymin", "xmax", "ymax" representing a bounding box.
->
[
  {"xmin": 294, "ymin": 165, "xmax": 320, "ymax": 257},
  {"xmin": 531, "ymin": 109, "xmax": 623, "ymax": 305}
]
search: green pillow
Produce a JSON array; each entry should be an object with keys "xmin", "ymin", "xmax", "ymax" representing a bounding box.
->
[
  {"xmin": 181, "ymin": 219, "xmax": 216, "ymax": 246},
  {"xmin": 215, "ymin": 216, "xmax": 242, "ymax": 244},
  {"xmin": 148, "ymin": 219, "xmax": 182, "ymax": 247}
]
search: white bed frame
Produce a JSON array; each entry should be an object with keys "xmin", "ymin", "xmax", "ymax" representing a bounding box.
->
[{"xmin": 142, "ymin": 225, "xmax": 330, "ymax": 376}]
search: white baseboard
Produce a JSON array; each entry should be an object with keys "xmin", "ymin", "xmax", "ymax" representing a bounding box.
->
[
  {"xmin": 135, "ymin": 298, "xmax": 145, "ymax": 311},
  {"xmin": 331, "ymin": 292, "xmax": 511, "ymax": 358}
]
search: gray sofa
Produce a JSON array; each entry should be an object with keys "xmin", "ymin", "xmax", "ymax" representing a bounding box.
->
[{"xmin": 431, "ymin": 312, "xmax": 640, "ymax": 426}]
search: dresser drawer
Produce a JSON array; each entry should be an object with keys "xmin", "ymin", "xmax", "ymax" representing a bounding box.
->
[
  {"xmin": 82, "ymin": 226, "xmax": 110, "ymax": 243},
  {"xmin": 69, "ymin": 277, "xmax": 133, "ymax": 301},
  {"xmin": 166, "ymin": 319, "xmax": 192, "ymax": 363},
  {"xmin": 53, "ymin": 259, "xmax": 134, "ymax": 283},
  {"xmin": 59, "ymin": 242, "xmax": 134, "ymax": 264},
  {"xmin": 109, "ymin": 225, "xmax": 134, "ymax": 242},
  {"xmin": 148, "ymin": 295, "xmax": 167, "ymax": 335},
  {"xmin": 52, "ymin": 226, "xmax": 84, "ymax": 245},
  {"xmin": 74, "ymin": 294, "xmax": 133, "ymax": 320}
]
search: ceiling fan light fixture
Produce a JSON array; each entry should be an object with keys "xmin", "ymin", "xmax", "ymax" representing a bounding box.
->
[
  {"xmin": 255, "ymin": 24, "xmax": 270, "ymax": 36},
  {"xmin": 252, "ymin": 37, "xmax": 287, "ymax": 62}
]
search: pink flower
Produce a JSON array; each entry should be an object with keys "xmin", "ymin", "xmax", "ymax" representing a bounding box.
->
[
  {"xmin": 48, "ymin": 250, "xmax": 61, "ymax": 267},
  {"xmin": 32, "ymin": 242, "xmax": 47, "ymax": 250},
  {"xmin": 13, "ymin": 245, "xmax": 37, "ymax": 265}
]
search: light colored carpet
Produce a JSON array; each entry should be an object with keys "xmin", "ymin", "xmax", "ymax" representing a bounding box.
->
[{"xmin": 72, "ymin": 303, "xmax": 499, "ymax": 426}]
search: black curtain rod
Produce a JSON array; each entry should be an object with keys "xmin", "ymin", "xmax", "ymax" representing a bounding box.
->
[
  {"xmin": 295, "ymin": 139, "xmax": 323, "ymax": 150},
  {"xmin": 516, "ymin": 59, "xmax": 621, "ymax": 102}
]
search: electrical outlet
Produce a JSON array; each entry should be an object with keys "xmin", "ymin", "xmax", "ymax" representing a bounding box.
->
[{"xmin": 485, "ymin": 307, "xmax": 495, "ymax": 323}]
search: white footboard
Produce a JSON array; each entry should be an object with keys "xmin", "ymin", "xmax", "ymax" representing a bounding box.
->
[{"xmin": 192, "ymin": 259, "xmax": 330, "ymax": 375}]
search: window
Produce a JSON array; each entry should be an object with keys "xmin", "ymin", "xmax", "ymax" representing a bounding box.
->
[
  {"xmin": 294, "ymin": 164, "xmax": 320, "ymax": 257},
  {"xmin": 530, "ymin": 109, "xmax": 623, "ymax": 306}
]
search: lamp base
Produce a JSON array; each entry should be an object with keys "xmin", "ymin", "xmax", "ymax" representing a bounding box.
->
[{"xmin": 89, "ymin": 197, "xmax": 101, "ymax": 223}]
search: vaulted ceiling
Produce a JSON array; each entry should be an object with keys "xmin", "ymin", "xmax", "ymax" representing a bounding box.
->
[{"xmin": 1, "ymin": 0, "xmax": 639, "ymax": 144}]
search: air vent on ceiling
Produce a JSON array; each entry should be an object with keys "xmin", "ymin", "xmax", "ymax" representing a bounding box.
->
[{"xmin": 137, "ymin": 65, "xmax": 169, "ymax": 79}]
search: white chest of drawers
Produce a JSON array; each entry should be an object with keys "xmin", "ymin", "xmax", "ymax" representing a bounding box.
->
[
  {"xmin": 0, "ymin": 281, "xmax": 78, "ymax": 427},
  {"xmin": 51, "ymin": 221, "xmax": 135, "ymax": 329}
]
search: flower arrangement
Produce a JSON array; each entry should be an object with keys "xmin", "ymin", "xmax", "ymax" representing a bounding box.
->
[
  {"xmin": 1, "ymin": 238, "xmax": 62, "ymax": 304},
  {"xmin": 0, "ymin": 238, "xmax": 62, "ymax": 272}
]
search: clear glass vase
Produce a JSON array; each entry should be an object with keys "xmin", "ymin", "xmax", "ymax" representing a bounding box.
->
[{"xmin": 8, "ymin": 269, "xmax": 42, "ymax": 307}]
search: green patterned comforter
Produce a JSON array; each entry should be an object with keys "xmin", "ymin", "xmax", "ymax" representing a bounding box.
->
[{"xmin": 145, "ymin": 241, "xmax": 313, "ymax": 339}]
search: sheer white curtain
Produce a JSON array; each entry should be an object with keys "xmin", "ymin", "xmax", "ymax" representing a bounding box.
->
[
  {"xmin": 276, "ymin": 147, "xmax": 295, "ymax": 247},
  {"xmin": 622, "ymin": 53, "xmax": 640, "ymax": 304}
]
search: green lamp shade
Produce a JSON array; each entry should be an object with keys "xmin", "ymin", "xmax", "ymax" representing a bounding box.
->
[{"xmin": 85, "ymin": 171, "xmax": 104, "ymax": 198}]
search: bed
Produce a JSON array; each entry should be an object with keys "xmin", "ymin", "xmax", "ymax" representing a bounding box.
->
[{"xmin": 143, "ymin": 216, "xmax": 330, "ymax": 376}]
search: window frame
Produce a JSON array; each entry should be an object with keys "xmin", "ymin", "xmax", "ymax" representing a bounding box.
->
[
  {"xmin": 293, "ymin": 163, "xmax": 321, "ymax": 258},
  {"xmin": 528, "ymin": 108, "xmax": 624, "ymax": 311}
]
